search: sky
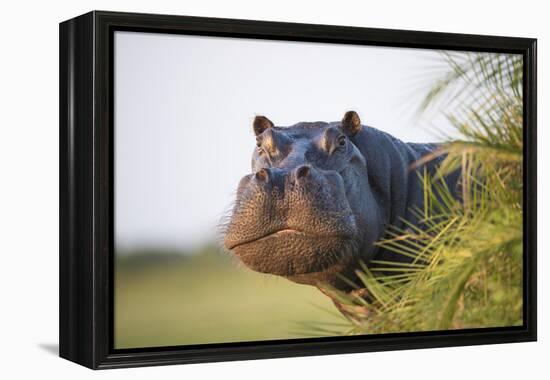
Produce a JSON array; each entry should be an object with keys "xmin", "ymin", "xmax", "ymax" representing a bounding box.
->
[{"xmin": 114, "ymin": 31, "xmax": 459, "ymax": 252}]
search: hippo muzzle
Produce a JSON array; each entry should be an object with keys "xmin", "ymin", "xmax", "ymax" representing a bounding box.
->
[{"xmin": 224, "ymin": 163, "xmax": 360, "ymax": 284}]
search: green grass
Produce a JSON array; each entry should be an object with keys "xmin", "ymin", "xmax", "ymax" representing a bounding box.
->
[{"xmin": 115, "ymin": 247, "xmax": 345, "ymax": 349}]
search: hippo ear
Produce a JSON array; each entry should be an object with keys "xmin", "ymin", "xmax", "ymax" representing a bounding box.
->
[
  {"xmin": 253, "ymin": 116, "xmax": 274, "ymax": 136},
  {"xmin": 341, "ymin": 111, "xmax": 361, "ymax": 136}
]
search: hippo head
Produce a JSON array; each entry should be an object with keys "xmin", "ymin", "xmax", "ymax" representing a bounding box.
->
[{"xmin": 223, "ymin": 111, "xmax": 383, "ymax": 288}]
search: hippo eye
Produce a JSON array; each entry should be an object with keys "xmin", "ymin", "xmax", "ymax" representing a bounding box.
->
[
  {"xmin": 337, "ymin": 135, "xmax": 346, "ymax": 147},
  {"xmin": 326, "ymin": 134, "xmax": 347, "ymax": 154},
  {"xmin": 256, "ymin": 139, "xmax": 264, "ymax": 154},
  {"xmin": 256, "ymin": 143, "xmax": 266, "ymax": 156}
]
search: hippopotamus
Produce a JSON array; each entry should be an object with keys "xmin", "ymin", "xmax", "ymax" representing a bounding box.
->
[{"xmin": 223, "ymin": 111, "xmax": 459, "ymax": 295}]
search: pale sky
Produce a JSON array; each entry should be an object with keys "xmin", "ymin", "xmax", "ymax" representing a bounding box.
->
[{"xmin": 114, "ymin": 31, "xmax": 458, "ymax": 252}]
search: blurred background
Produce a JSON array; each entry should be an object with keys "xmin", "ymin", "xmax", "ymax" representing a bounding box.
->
[{"xmin": 114, "ymin": 31, "xmax": 460, "ymax": 348}]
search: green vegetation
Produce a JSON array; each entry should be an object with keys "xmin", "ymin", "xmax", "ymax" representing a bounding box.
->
[
  {"xmin": 310, "ymin": 52, "xmax": 524, "ymax": 335},
  {"xmin": 115, "ymin": 247, "xmax": 345, "ymax": 348}
]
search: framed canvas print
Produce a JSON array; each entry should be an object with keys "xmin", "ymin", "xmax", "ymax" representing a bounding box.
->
[{"xmin": 59, "ymin": 11, "xmax": 537, "ymax": 369}]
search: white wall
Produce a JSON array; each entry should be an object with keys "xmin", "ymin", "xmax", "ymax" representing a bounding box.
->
[{"xmin": 0, "ymin": 0, "xmax": 547, "ymax": 378}]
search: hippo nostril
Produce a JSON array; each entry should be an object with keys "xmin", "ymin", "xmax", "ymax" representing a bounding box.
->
[
  {"xmin": 295, "ymin": 165, "xmax": 310, "ymax": 180},
  {"xmin": 255, "ymin": 168, "xmax": 270, "ymax": 182}
]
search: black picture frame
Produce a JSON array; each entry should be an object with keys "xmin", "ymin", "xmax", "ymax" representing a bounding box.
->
[{"xmin": 59, "ymin": 10, "xmax": 537, "ymax": 369}]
